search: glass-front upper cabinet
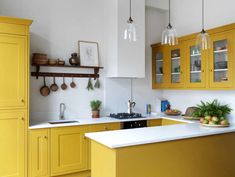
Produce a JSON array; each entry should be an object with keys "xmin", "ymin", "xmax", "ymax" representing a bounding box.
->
[
  {"xmin": 152, "ymin": 45, "xmax": 169, "ymax": 88},
  {"xmin": 209, "ymin": 31, "xmax": 234, "ymax": 88},
  {"xmin": 169, "ymin": 45, "xmax": 184, "ymax": 87},
  {"xmin": 184, "ymin": 39, "xmax": 206, "ymax": 88}
]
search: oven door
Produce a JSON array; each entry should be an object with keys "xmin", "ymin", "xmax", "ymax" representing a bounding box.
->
[{"xmin": 122, "ymin": 120, "xmax": 147, "ymax": 129}]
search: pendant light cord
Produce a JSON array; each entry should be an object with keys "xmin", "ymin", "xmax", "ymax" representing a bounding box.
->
[
  {"xmin": 130, "ymin": 0, "xmax": 132, "ymax": 18},
  {"xmin": 202, "ymin": 0, "xmax": 205, "ymax": 31},
  {"xmin": 169, "ymin": 0, "xmax": 171, "ymax": 25}
]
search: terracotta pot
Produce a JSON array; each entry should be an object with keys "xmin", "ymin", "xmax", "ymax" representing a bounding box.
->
[{"xmin": 92, "ymin": 110, "xmax": 100, "ymax": 118}]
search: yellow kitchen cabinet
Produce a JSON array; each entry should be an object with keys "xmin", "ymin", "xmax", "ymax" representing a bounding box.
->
[
  {"xmin": 0, "ymin": 111, "xmax": 26, "ymax": 177},
  {"xmin": 208, "ymin": 30, "xmax": 235, "ymax": 88},
  {"xmin": 152, "ymin": 44, "xmax": 169, "ymax": 89},
  {"xmin": 29, "ymin": 129, "xmax": 49, "ymax": 177},
  {"xmin": 89, "ymin": 122, "xmax": 121, "ymax": 132},
  {"xmin": 161, "ymin": 119, "xmax": 186, "ymax": 126},
  {"xmin": 0, "ymin": 16, "xmax": 32, "ymax": 177},
  {"xmin": 87, "ymin": 123, "xmax": 120, "ymax": 169},
  {"xmin": 0, "ymin": 17, "xmax": 32, "ymax": 110},
  {"xmin": 152, "ymin": 23, "xmax": 235, "ymax": 90},
  {"xmin": 148, "ymin": 119, "xmax": 162, "ymax": 127},
  {"xmin": 148, "ymin": 119, "xmax": 185, "ymax": 126},
  {"xmin": 183, "ymin": 39, "xmax": 207, "ymax": 88},
  {"xmin": 50, "ymin": 126, "xmax": 88, "ymax": 176},
  {"xmin": 168, "ymin": 44, "xmax": 185, "ymax": 88}
]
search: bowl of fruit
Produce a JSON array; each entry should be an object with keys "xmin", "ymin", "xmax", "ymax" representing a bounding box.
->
[
  {"xmin": 165, "ymin": 109, "xmax": 182, "ymax": 116},
  {"xmin": 193, "ymin": 100, "xmax": 232, "ymax": 128}
]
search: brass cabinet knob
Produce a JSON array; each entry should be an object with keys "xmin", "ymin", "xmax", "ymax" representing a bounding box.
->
[
  {"xmin": 202, "ymin": 70, "xmax": 205, "ymax": 72},
  {"xmin": 44, "ymin": 136, "xmax": 48, "ymax": 139},
  {"xmin": 21, "ymin": 117, "xmax": 24, "ymax": 121},
  {"xmin": 21, "ymin": 99, "xmax": 24, "ymax": 103},
  {"xmin": 105, "ymin": 127, "xmax": 108, "ymax": 130}
]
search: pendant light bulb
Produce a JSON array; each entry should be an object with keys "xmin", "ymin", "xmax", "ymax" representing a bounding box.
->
[
  {"xmin": 124, "ymin": 0, "xmax": 137, "ymax": 42},
  {"xmin": 196, "ymin": 0, "xmax": 210, "ymax": 50},
  {"xmin": 161, "ymin": 0, "xmax": 178, "ymax": 46}
]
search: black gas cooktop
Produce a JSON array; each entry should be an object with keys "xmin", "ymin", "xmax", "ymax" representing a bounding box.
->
[{"xmin": 109, "ymin": 113, "xmax": 143, "ymax": 119}]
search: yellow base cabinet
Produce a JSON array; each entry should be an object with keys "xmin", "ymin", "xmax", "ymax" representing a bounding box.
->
[
  {"xmin": 29, "ymin": 123, "xmax": 120, "ymax": 177},
  {"xmin": 0, "ymin": 111, "xmax": 26, "ymax": 177},
  {"xmin": 50, "ymin": 126, "xmax": 88, "ymax": 176},
  {"xmin": 152, "ymin": 23, "xmax": 235, "ymax": 90},
  {"xmin": 29, "ymin": 129, "xmax": 50, "ymax": 177},
  {"xmin": 148, "ymin": 118, "xmax": 185, "ymax": 127},
  {"xmin": 87, "ymin": 123, "xmax": 120, "ymax": 169}
]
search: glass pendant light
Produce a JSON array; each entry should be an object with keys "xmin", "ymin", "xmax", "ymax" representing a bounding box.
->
[
  {"xmin": 161, "ymin": 0, "xmax": 178, "ymax": 46},
  {"xmin": 196, "ymin": 0, "xmax": 210, "ymax": 50},
  {"xmin": 124, "ymin": 0, "xmax": 137, "ymax": 42}
]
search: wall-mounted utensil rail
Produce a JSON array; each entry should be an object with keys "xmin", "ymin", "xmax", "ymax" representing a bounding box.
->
[{"xmin": 31, "ymin": 64, "xmax": 103, "ymax": 79}]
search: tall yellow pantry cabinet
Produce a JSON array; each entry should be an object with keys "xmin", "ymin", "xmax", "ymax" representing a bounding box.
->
[{"xmin": 0, "ymin": 16, "xmax": 32, "ymax": 177}]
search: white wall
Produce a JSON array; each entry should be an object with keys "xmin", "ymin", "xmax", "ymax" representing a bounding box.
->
[
  {"xmin": 103, "ymin": 7, "xmax": 166, "ymax": 114},
  {"xmin": 0, "ymin": 0, "xmax": 106, "ymax": 123},
  {"xmin": 0, "ymin": 0, "xmax": 166, "ymax": 123},
  {"xmin": 160, "ymin": 0, "xmax": 235, "ymax": 120}
]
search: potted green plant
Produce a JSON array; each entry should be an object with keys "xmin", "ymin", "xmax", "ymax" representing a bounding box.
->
[{"xmin": 90, "ymin": 100, "xmax": 102, "ymax": 118}]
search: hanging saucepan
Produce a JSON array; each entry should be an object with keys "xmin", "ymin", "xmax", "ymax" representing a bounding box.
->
[
  {"xmin": 61, "ymin": 77, "xmax": 68, "ymax": 90},
  {"xmin": 50, "ymin": 77, "xmax": 59, "ymax": 92},
  {"xmin": 40, "ymin": 77, "xmax": 50, "ymax": 96},
  {"xmin": 70, "ymin": 77, "xmax": 76, "ymax": 88}
]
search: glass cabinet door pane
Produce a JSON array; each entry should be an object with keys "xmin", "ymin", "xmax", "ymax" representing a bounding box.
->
[
  {"xmin": 190, "ymin": 46, "xmax": 202, "ymax": 83},
  {"xmin": 156, "ymin": 52, "xmax": 163, "ymax": 84},
  {"xmin": 213, "ymin": 39, "xmax": 228, "ymax": 82},
  {"xmin": 171, "ymin": 49, "xmax": 180, "ymax": 83}
]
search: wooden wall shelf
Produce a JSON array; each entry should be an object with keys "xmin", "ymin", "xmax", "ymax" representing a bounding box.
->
[{"xmin": 31, "ymin": 64, "xmax": 103, "ymax": 79}]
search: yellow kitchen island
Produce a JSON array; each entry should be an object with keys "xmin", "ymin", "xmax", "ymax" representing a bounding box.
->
[{"xmin": 86, "ymin": 123, "xmax": 235, "ymax": 177}]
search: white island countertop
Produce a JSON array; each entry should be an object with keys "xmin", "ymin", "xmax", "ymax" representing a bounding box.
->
[{"xmin": 85, "ymin": 121, "xmax": 235, "ymax": 149}]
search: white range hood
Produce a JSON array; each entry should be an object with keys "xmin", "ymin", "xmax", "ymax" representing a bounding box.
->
[{"xmin": 105, "ymin": 0, "xmax": 146, "ymax": 78}]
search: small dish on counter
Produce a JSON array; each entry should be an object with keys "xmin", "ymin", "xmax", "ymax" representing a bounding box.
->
[{"xmin": 165, "ymin": 109, "xmax": 181, "ymax": 116}]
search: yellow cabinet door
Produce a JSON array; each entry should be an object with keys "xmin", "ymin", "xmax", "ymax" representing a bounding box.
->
[
  {"xmin": 168, "ymin": 44, "xmax": 185, "ymax": 88},
  {"xmin": 152, "ymin": 45, "xmax": 170, "ymax": 89},
  {"xmin": 183, "ymin": 39, "xmax": 207, "ymax": 88},
  {"xmin": 29, "ymin": 129, "xmax": 49, "ymax": 177},
  {"xmin": 0, "ymin": 111, "xmax": 26, "ymax": 177},
  {"xmin": 0, "ymin": 34, "xmax": 27, "ymax": 109},
  {"xmin": 209, "ymin": 30, "xmax": 235, "ymax": 88},
  {"xmin": 51, "ymin": 126, "xmax": 88, "ymax": 176}
]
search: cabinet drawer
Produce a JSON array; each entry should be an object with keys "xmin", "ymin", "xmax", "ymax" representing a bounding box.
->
[
  {"xmin": 89, "ymin": 123, "xmax": 120, "ymax": 132},
  {"xmin": 148, "ymin": 119, "xmax": 162, "ymax": 127}
]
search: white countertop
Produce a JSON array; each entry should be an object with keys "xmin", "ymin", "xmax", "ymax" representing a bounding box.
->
[
  {"xmin": 85, "ymin": 121, "xmax": 235, "ymax": 149},
  {"xmin": 29, "ymin": 113, "xmax": 192, "ymax": 129}
]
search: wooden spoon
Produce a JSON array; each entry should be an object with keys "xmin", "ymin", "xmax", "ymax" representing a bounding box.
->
[
  {"xmin": 40, "ymin": 77, "xmax": 50, "ymax": 96},
  {"xmin": 50, "ymin": 77, "xmax": 59, "ymax": 92},
  {"xmin": 61, "ymin": 77, "xmax": 67, "ymax": 90},
  {"xmin": 70, "ymin": 77, "xmax": 76, "ymax": 88}
]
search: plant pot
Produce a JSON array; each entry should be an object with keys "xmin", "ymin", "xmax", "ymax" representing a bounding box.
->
[{"xmin": 92, "ymin": 110, "xmax": 100, "ymax": 118}]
